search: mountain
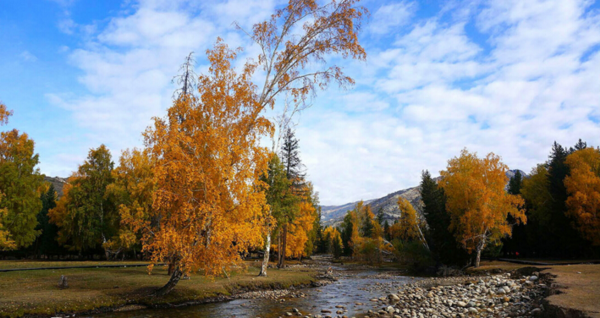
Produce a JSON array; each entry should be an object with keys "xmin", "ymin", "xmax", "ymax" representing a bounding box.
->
[
  {"xmin": 43, "ymin": 176, "xmax": 68, "ymax": 197},
  {"xmin": 320, "ymin": 169, "xmax": 526, "ymax": 227}
]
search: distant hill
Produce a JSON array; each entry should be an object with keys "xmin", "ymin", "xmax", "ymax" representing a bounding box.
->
[
  {"xmin": 321, "ymin": 169, "xmax": 526, "ymax": 227},
  {"xmin": 43, "ymin": 176, "xmax": 68, "ymax": 197}
]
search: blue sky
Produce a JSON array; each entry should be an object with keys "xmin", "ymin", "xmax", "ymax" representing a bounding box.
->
[{"xmin": 1, "ymin": 0, "xmax": 600, "ymax": 205}]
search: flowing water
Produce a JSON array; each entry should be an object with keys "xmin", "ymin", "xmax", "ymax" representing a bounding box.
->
[{"xmin": 97, "ymin": 267, "xmax": 421, "ymax": 318}]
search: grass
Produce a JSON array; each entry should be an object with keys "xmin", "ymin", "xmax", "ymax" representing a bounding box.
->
[
  {"xmin": 545, "ymin": 265, "xmax": 600, "ymax": 318},
  {"xmin": 466, "ymin": 260, "xmax": 539, "ymax": 273},
  {"xmin": 0, "ymin": 261, "xmax": 318, "ymax": 318},
  {"xmin": 468, "ymin": 260, "xmax": 600, "ymax": 318},
  {"xmin": 0, "ymin": 260, "xmax": 150, "ymax": 270}
]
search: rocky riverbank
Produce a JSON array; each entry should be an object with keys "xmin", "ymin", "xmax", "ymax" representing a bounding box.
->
[
  {"xmin": 292, "ymin": 271, "xmax": 548, "ymax": 318},
  {"xmin": 359, "ymin": 272, "xmax": 548, "ymax": 318}
]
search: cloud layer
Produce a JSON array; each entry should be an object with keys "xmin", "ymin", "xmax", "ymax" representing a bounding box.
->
[{"xmin": 45, "ymin": 0, "xmax": 600, "ymax": 205}]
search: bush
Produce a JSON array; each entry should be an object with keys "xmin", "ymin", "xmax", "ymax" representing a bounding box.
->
[
  {"xmin": 392, "ymin": 239, "xmax": 434, "ymax": 272},
  {"xmin": 355, "ymin": 239, "xmax": 383, "ymax": 265}
]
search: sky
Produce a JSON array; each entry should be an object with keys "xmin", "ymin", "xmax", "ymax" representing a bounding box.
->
[{"xmin": 1, "ymin": 0, "xmax": 599, "ymax": 206}]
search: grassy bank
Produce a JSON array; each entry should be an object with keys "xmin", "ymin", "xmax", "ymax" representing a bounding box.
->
[
  {"xmin": 468, "ymin": 260, "xmax": 600, "ymax": 318},
  {"xmin": 0, "ymin": 260, "xmax": 150, "ymax": 270},
  {"xmin": 0, "ymin": 261, "xmax": 318, "ymax": 318}
]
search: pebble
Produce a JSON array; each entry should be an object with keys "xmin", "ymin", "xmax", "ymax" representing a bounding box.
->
[{"xmin": 354, "ymin": 273, "xmax": 547, "ymax": 318}]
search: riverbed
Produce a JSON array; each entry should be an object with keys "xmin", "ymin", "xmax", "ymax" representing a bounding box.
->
[{"xmin": 97, "ymin": 267, "xmax": 421, "ymax": 318}]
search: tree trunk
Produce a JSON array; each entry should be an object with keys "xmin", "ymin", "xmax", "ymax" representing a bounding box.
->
[
  {"xmin": 168, "ymin": 258, "xmax": 175, "ymax": 275},
  {"xmin": 154, "ymin": 267, "xmax": 183, "ymax": 296},
  {"xmin": 474, "ymin": 239, "xmax": 486, "ymax": 268},
  {"xmin": 278, "ymin": 224, "xmax": 288, "ymax": 268},
  {"xmin": 258, "ymin": 231, "xmax": 271, "ymax": 276},
  {"xmin": 277, "ymin": 229, "xmax": 282, "ymax": 267}
]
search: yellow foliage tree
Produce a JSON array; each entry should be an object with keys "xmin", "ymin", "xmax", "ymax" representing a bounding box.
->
[
  {"xmin": 285, "ymin": 200, "xmax": 316, "ymax": 259},
  {"xmin": 565, "ymin": 148, "xmax": 600, "ymax": 245},
  {"xmin": 439, "ymin": 149, "xmax": 526, "ymax": 267},
  {"xmin": 133, "ymin": 41, "xmax": 273, "ymax": 296},
  {"xmin": 106, "ymin": 148, "xmax": 155, "ymax": 257},
  {"xmin": 521, "ymin": 164, "xmax": 553, "ymax": 226},
  {"xmin": 49, "ymin": 145, "xmax": 117, "ymax": 257},
  {"xmin": 396, "ymin": 197, "xmax": 428, "ymax": 250},
  {"xmin": 323, "ymin": 226, "xmax": 343, "ymax": 258},
  {"xmin": 346, "ymin": 201, "xmax": 386, "ymax": 263},
  {"xmin": 0, "ymin": 101, "xmax": 12, "ymax": 250},
  {"xmin": 0, "ymin": 103, "xmax": 44, "ymax": 250}
]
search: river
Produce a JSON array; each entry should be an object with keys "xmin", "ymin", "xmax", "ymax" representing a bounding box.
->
[{"xmin": 97, "ymin": 266, "xmax": 422, "ymax": 318}]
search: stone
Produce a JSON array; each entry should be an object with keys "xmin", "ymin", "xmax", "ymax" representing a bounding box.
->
[
  {"xmin": 58, "ymin": 275, "xmax": 68, "ymax": 289},
  {"xmin": 531, "ymin": 308, "xmax": 542, "ymax": 315}
]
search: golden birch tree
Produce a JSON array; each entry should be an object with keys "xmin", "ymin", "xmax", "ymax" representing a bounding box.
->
[
  {"xmin": 565, "ymin": 147, "xmax": 600, "ymax": 245},
  {"xmin": 439, "ymin": 149, "xmax": 526, "ymax": 267},
  {"xmin": 135, "ymin": 41, "xmax": 273, "ymax": 296},
  {"xmin": 246, "ymin": 0, "xmax": 368, "ymax": 276}
]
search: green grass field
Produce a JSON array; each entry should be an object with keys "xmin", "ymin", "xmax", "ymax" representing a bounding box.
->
[
  {"xmin": 0, "ymin": 260, "xmax": 150, "ymax": 270},
  {"xmin": 0, "ymin": 261, "xmax": 317, "ymax": 317}
]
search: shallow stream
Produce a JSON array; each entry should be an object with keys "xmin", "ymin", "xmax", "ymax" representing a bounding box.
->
[{"xmin": 97, "ymin": 267, "xmax": 421, "ymax": 318}]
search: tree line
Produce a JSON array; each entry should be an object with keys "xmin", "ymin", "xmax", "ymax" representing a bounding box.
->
[{"xmin": 322, "ymin": 143, "xmax": 600, "ymax": 270}]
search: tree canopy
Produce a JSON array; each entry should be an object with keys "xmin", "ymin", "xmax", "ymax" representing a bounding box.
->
[{"xmin": 439, "ymin": 149, "xmax": 526, "ymax": 267}]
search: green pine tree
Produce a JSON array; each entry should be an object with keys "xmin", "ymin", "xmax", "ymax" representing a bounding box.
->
[
  {"xmin": 34, "ymin": 184, "xmax": 62, "ymax": 258},
  {"xmin": 420, "ymin": 170, "xmax": 469, "ymax": 266}
]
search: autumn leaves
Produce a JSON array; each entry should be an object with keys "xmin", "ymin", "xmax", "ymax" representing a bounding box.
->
[
  {"xmin": 439, "ymin": 150, "xmax": 525, "ymax": 267},
  {"xmin": 564, "ymin": 147, "xmax": 600, "ymax": 246},
  {"xmin": 0, "ymin": 103, "xmax": 44, "ymax": 251}
]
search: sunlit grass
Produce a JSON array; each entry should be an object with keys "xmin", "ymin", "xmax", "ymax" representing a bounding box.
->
[{"xmin": 0, "ymin": 261, "xmax": 317, "ymax": 317}]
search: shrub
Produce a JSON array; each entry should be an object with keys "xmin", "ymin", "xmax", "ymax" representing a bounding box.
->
[{"xmin": 392, "ymin": 239, "xmax": 434, "ymax": 272}]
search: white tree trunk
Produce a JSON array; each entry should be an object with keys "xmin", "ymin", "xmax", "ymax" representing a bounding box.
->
[{"xmin": 258, "ymin": 231, "xmax": 271, "ymax": 276}]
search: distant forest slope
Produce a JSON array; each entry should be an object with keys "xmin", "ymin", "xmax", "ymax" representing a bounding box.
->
[{"xmin": 43, "ymin": 176, "xmax": 68, "ymax": 197}]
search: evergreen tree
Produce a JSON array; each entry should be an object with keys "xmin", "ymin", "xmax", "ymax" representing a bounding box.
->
[
  {"xmin": 507, "ymin": 170, "xmax": 523, "ymax": 195},
  {"xmin": 362, "ymin": 206, "xmax": 375, "ymax": 238},
  {"xmin": 520, "ymin": 141, "xmax": 592, "ymax": 258},
  {"xmin": 502, "ymin": 171, "xmax": 528, "ymax": 256},
  {"xmin": 420, "ymin": 170, "xmax": 469, "ymax": 266},
  {"xmin": 281, "ymin": 128, "xmax": 305, "ymax": 187},
  {"xmin": 376, "ymin": 207, "xmax": 384, "ymax": 225},
  {"xmin": 340, "ymin": 213, "xmax": 354, "ymax": 256},
  {"xmin": 261, "ymin": 155, "xmax": 298, "ymax": 268},
  {"xmin": 383, "ymin": 220, "xmax": 390, "ymax": 241},
  {"xmin": 546, "ymin": 142, "xmax": 586, "ymax": 257},
  {"xmin": 278, "ymin": 128, "xmax": 306, "ymax": 266},
  {"xmin": 34, "ymin": 184, "xmax": 62, "ymax": 258},
  {"xmin": 569, "ymin": 138, "xmax": 587, "ymax": 152}
]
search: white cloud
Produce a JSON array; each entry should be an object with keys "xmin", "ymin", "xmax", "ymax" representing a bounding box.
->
[
  {"xmin": 45, "ymin": 0, "xmax": 600, "ymax": 205},
  {"xmin": 369, "ymin": 1, "xmax": 416, "ymax": 35},
  {"xmin": 20, "ymin": 51, "xmax": 38, "ymax": 62},
  {"xmin": 58, "ymin": 16, "xmax": 76, "ymax": 34},
  {"xmin": 294, "ymin": 0, "xmax": 600, "ymax": 204}
]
